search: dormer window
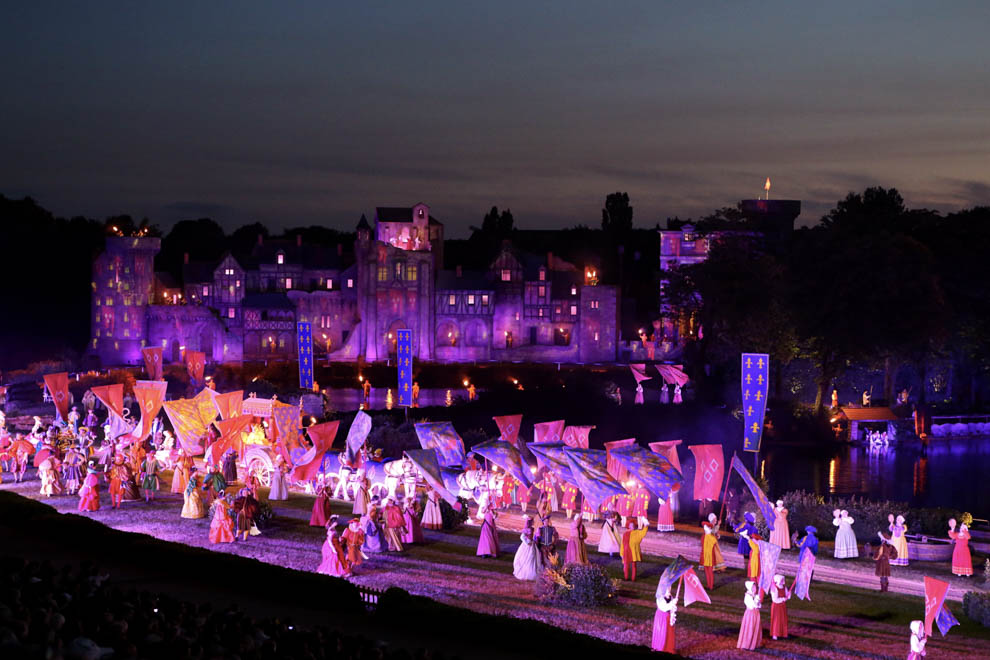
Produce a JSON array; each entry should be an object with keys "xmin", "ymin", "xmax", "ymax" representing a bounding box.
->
[
  {"xmin": 202, "ymin": 286, "xmax": 209, "ymax": 296},
  {"xmin": 347, "ymin": 278, "xmax": 354, "ymax": 288},
  {"xmin": 285, "ymin": 277, "xmax": 292, "ymax": 289},
  {"xmin": 571, "ymin": 286, "xmax": 577, "ymax": 296},
  {"xmin": 277, "ymin": 252, "xmax": 284, "ymax": 265},
  {"xmin": 501, "ymin": 269, "xmax": 511, "ymax": 282},
  {"xmin": 418, "ymin": 209, "xmax": 424, "ymax": 218},
  {"xmin": 327, "ymin": 279, "xmax": 333, "ymax": 289}
]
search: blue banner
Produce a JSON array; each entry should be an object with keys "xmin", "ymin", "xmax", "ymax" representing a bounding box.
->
[
  {"xmin": 656, "ymin": 555, "xmax": 692, "ymax": 598},
  {"xmin": 794, "ymin": 549, "xmax": 815, "ymax": 600},
  {"xmin": 730, "ymin": 454, "xmax": 776, "ymax": 531},
  {"xmin": 470, "ymin": 439, "xmax": 533, "ymax": 489},
  {"xmin": 397, "ymin": 328, "xmax": 413, "ymax": 406},
  {"xmin": 757, "ymin": 539, "xmax": 782, "ymax": 595},
  {"xmin": 297, "ymin": 322, "xmax": 314, "ymax": 390},
  {"xmin": 741, "ymin": 353, "xmax": 769, "ymax": 452},
  {"xmin": 936, "ymin": 602, "xmax": 960, "ymax": 637},
  {"xmin": 609, "ymin": 444, "xmax": 683, "ymax": 500},
  {"xmin": 561, "ymin": 447, "xmax": 627, "ymax": 510}
]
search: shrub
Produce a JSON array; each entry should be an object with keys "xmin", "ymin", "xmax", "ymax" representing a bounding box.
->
[
  {"xmin": 440, "ymin": 496, "xmax": 470, "ymax": 530},
  {"xmin": 536, "ymin": 563, "xmax": 617, "ymax": 607},
  {"xmin": 963, "ymin": 591, "xmax": 990, "ymax": 628},
  {"xmin": 255, "ymin": 500, "xmax": 274, "ymax": 527}
]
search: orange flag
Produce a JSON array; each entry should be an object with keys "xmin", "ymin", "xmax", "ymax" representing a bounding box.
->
[
  {"xmin": 924, "ymin": 576, "xmax": 950, "ymax": 636},
  {"xmin": 649, "ymin": 440, "xmax": 683, "ymax": 473},
  {"xmin": 133, "ymin": 383, "xmax": 165, "ymax": 441},
  {"xmin": 291, "ymin": 421, "xmax": 340, "ymax": 482},
  {"xmin": 142, "ymin": 346, "xmax": 164, "ymax": 380},
  {"xmin": 213, "ymin": 391, "xmax": 244, "ymax": 420},
  {"xmin": 206, "ymin": 415, "xmax": 254, "ymax": 465},
  {"xmin": 493, "ymin": 414, "xmax": 522, "ymax": 446},
  {"xmin": 91, "ymin": 384, "xmax": 125, "ymax": 420},
  {"xmin": 185, "ymin": 350, "xmax": 205, "ymax": 385},
  {"xmin": 43, "ymin": 372, "xmax": 71, "ymax": 421}
]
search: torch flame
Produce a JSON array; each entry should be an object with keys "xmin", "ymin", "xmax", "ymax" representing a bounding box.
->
[{"xmin": 764, "ymin": 177, "xmax": 771, "ymax": 191}]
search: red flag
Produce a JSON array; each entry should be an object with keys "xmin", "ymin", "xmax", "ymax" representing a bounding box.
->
[
  {"xmin": 562, "ymin": 425, "xmax": 594, "ymax": 449},
  {"xmin": 91, "ymin": 384, "xmax": 125, "ymax": 420},
  {"xmin": 649, "ymin": 440, "xmax": 683, "ymax": 473},
  {"xmin": 924, "ymin": 576, "xmax": 950, "ymax": 637},
  {"xmin": 603, "ymin": 438, "xmax": 637, "ymax": 484},
  {"xmin": 682, "ymin": 567, "xmax": 711, "ymax": 606},
  {"xmin": 493, "ymin": 414, "xmax": 522, "ymax": 446},
  {"xmin": 533, "ymin": 420, "xmax": 565, "ymax": 444},
  {"xmin": 43, "ymin": 372, "xmax": 71, "ymax": 421},
  {"xmin": 185, "ymin": 350, "xmax": 205, "ymax": 385},
  {"xmin": 689, "ymin": 444, "xmax": 724, "ymax": 501},
  {"xmin": 213, "ymin": 391, "xmax": 244, "ymax": 420},
  {"xmin": 133, "ymin": 384, "xmax": 165, "ymax": 441},
  {"xmin": 142, "ymin": 346, "xmax": 164, "ymax": 380},
  {"xmin": 291, "ymin": 421, "xmax": 340, "ymax": 482}
]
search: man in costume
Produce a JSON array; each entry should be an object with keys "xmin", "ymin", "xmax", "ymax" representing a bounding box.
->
[
  {"xmin": 342, "ymin": 518, "xmax": 366, "ymax": 569},
  {"xmin": 735, "ymin": 511, "xmax": 758, "ymax": 560},
  {"xmin": 700, "ymin": 513, "xmax": 725, "ymax": 589},
  {"xmin": 537, "ymin": 514, "xmax": 559, "ymax": 566},
  {"xmin": 232, "ymin": 486, "xmax": 260, "ymax": 541},
  {"xmin": 383, "ymin": 497, "xmax": 406, "ymax": 552},
  {"xmin": 873, "ymin": 532, "xmax": 897, "ymax": 592},
  {"xmin": 620, "ymin": 519, "xmax": 648, "ymax": 582}
]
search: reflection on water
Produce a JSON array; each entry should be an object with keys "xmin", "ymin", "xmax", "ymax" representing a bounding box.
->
[
  {"xmin": 326, "ymin": 387, "xmax": 467, "ymax": 413},
  {"xmin": 763, "ymin": 435, "xmax": 990, "ymax": 512}
]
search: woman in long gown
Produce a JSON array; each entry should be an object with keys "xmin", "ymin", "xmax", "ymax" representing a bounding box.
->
[
  {"xmin": 77, "ymin": 470, "xmax": 100, "ymax": 512},
  {"xmin": 171, "ymin": 450, "xmax": 192, "ymax": 495},
  {"xmin": 341, "ymin": 518, "xmax": 365, "ymax": 569},
  {"xmin": 770, "ymin": 574, "xmax": 790, "ymax": 640},
  {"xmin": 421, "ymin": 488, "xmax": 443, "ymax": 530},
  {"xmin": 700, "ymin": 513, "xmax": 726, "ymax": 589},
  {"xmin": 598, "ymin": 511, "xmax": 621, "ymax": 556},
  {"xmin": 948, "ymin": 519, "xmax": 973, "ymax": 576},
  {"xmin": 38, "ymin": 456, "xmax": 63, "ymax": 497},
  {"xmin": 62, "ymin": 447, "xmax": 85, "ymax": 495},
  {"xmin": 770, "ymin": 500, "xmax": 790, "ymax": 549},
  {"xmin": 656, "ymin": 495, "xmax": 674, "ymax": 532},
  {"xmin": 651, "ymin": 587, "xmax": 677, "ymax": 654},
  {"xmin": 564, "ymin": 514, "xmax": 589, "ymax": 565},
  {"xmin": 888, "ymin": 514, "xmax": 909, "ymax": 566},
  {"xmin": 402, "ymin": 497, "xmax": 425, "ymax": 544},
  {"xmin": 221, "ymin": 450, "xmax": 238, "ymax": 484},
  {"xmin": 181, "ymin": 474, "xmax": 206, "ymax": 519},
  {"xmin": 318, "ymin": 517, "xmax": 352, "ymax": 577},
  {"xmin": 201, "ymin": 465, "xmax": 226, "ymax": 507},
  {"xmin": 310, "ymin": 483, "xmax": 334, "ymax": 527},
  {"xmin": 209, "ymin": 497, "xmax": 236, "ymax": 543},
  {"xmin": 476, "ymin": 504, "xmax": 499, "ymax": 558},
  {"xmin": 361, "ymin": 506, "xmax": 386, "ymax": 554},
  {"xmin": 736, "ymin": 580, "xmax": 763, "ymax": 650},
  {"xmin": 832, "ymin": 509, "xmax": 859, "ymax": 558},
  {"xmin": 268, "ymin": 455, "xmax": 288, "ymax": 501},
  {"xmin": 513, "ymin": 516, "xmax": 544, "ymax": 581},
  {"xmin": 352, "ymin": 472, "xmax": 370, "ymax": 515}
]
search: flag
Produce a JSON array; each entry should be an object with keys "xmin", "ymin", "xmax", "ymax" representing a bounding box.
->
[
  {"xmin": 562, "ymin": 425, "xmax": 594, "ymax": 449},
  {"xmin": 657, "ymin": 555, "xmax": 692, "ymax": 598},
  {"xmin": 935, "ymin": 601, "xmax": 960, "ymax": 637},
  {"xmin": 682, "ymin": 567, "xmax": 711, "ymax": 606},
  {"xmin": 757, "ymin": 540, "xmax": 782, "ymax": 595},
  {"xmin": 741, "ymin": 353, "xmax": 769, "ymax": 452},
  {"xmin": 493, "ymin": 414, "xmax": 522, "ymax": 446},
  {"xmin": 213, "ymin": 391, "xmax": 244, "ymax": 420},
  {"xmin": 142, "ymin": 346, "xmax": 164, "ymax": 380},
  {"xmin": 794, "ymin": 550, "xmax": 815, "ymax": 600},
  {"xmin": 291, "ymin": 421, "xmax": 340, "ymax": 482},
  {"xmin": 655, "ymin": 364, "xmax": 689, "ymax": 387},
  {"xmin": 163, "ymin": 399, "xmax": 208, "ymax": 455},
  {"xmin": 470, "ymin": 439, "xmax": 532, "ymax": 489},
  {"xmin": 562, "ymin": 447, "xmax": 627, "ymax": 510},
  {"xmin": 192, "ymin": 388, "xmax": 219, "ymax": 427},
  {"xmin": 730, "ymin": 454, "xmax": 776, "ymax": 531},
  {"xmin": 688, "ymin": 444, "xmax": 724, "ymax": 501},
  {"xmin": 90, "ymin": 384, "xmax": 125, "ymax": 420},
  {"xmin": 133, "ymin": 383, "xmax": 165, "ymax": 441},
  {"xmin": 603, "ymin": 438, "xmax": 637, "ymax": 484},
  {"xmin": 185, "ymin": 351, "xmax": 206, "ymax": 387},
  {"xmin": 630, "ymin": 363, "xmax": 652, "ymax": 384},
  {"xmin": 205, "ymin": 415, "xmax": 254, "ymax": 465},
  {"xmin": 648, "ymin": 440, "xmax": 683, "ymax": 474},
  {"xmin": 533, "ymin": 420, "xmax": 565, "ymax": 444},
  {"xmin": 404, "ymin": 448, "xmax": 460, "ymax": 508},
  {"xmin": 272, "ymin": 401, "xmax": 303, "ymax": 461},
  {"xmin": 396, "ymin": 329, "xmax": 413, "ymax": 405},
  {"xmin": 344, "ymin": 410, "xmax": 372, "ymax": 467},
  {"xmin": 924, "ymin": 576, "xmax": 950, "ymax": 637},
  {"xmin": 608, "ymin": 444, "xmax": 683, "ymax": 500},
  {"xmin": 43, "ymin": 372, "xmax": 70, "ymax": 421},
  {"xmin": 297, "ymin": 322, "xmax": 314, "ymax": 390},
  {"xmin": 414, "ymin": 421, "xmax": 466, "ymax": 468},
  {"xmin": 528, "ymin": 442, "xmax": 578, "ymax": 486}
]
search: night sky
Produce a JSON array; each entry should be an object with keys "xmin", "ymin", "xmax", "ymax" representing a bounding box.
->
[{"xmin": 3, "ymin": 2, "xmax": 990, "ymax": 236}]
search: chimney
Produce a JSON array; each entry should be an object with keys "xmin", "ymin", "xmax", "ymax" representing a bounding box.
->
[
  {"xmin": 257, "ymin": 233, "xmax": 264, "ymax": 246},
  {"xmin": 296, "ymin": 233, "xmax": 302, "ymax": 248},
  {"xmin": 183, "ymin": 252, "xmax": 189, "ymax": 265},
  {"xmin": 455, "ymin": 265, "xmax": 462, "ymax": 278},
  {"xmin": 337, "ymin": 243, "xmax": 343, "ymax": 256},
  {"xmin": 547, "ymin": 251, "xmax": 554, "ymax": 271}
]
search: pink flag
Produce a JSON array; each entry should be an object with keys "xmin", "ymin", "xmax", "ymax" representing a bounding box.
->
[
  {"xmin": 533, "ymin": 420, "xmax": 565, "ymax": 444},
  {"xmin": 291, "ymin": 421, "xmax": 340, "ymax": 482},
  {"xmin": 562, "ymin": 425, "xmax": 594, "ymax": 449},
  {"xmin": 43, "ymin": 372, "xmax": 71, "ymax": 421},
  {"xmin": 682, "ymin": 567, "xmax": 711, "ymax": 606},
  {"xmin": 493, "ymin": 414, "xmax": 522, "ymax": 446},
  {"xmin": 656, "ymin": 364, "xmax": 690, "ymax": 387},
  {"xmin": 213, "ymin": 391, "xmax": 244, "ymax": 420},
  {"xmin": 649, "ymin": 439, "xmax": 683, "ymax": 473},
  {"xmin": 688, "ymin": 444, "xmax": 724, "ymax": 501},
  {"xmin": 630, "ymin": 363, "xmax": 652, "ymax": 384},
  {"xmin": 924, "ymin": 576, "xmax": 950, "ymax": 637},
  {"xmin": 603, "ymin": 438, "xmax": 636, "ymax": 484},
  {"xmin": 142, "ymin": 347, "xmax": 164, "ymax": 380},
  {"xmin": 90, "ymin": 384, "xmax": 125, "ymax": 420}
]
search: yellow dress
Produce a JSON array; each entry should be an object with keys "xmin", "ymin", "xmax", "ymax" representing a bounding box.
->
[{"xmin": 701, "ymin": 523, "xmax": 726, "ymax": 570}]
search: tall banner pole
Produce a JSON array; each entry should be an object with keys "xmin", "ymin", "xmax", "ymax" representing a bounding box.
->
[{"xmin": 741, "ymin": 353, "xmax": 770, "ymax": 480}]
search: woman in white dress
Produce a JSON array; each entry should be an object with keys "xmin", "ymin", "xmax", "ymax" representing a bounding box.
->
[
  {"xmin": 268, "ymin": 455, "xmax": 289, "ymax": 501},
  {"xmin": 513, "ymin": 516, "xmax": 544, "ymax": 581},
  {"xmin": 421, "ymin": 488, "xmax": 444, "ymax": 530},
  {"xmin": 598, "ymin": 510, "xmax": 621, "ymax": 556},
  {"xmin": 832, "ymin": 509, "xmax": 859, "ymax": 558}
]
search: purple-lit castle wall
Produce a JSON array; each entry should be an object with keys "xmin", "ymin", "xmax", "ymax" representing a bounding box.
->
[{"xmin": 91, "ymin": 237, "xmax": 159, "ymax": 366}]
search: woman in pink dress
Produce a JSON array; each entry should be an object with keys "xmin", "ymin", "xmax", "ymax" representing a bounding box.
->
[
  {"xmin": 310, "ymin": 483, "xmax": 333, "ymax": 527},
  {"xmin": 948, "ymin": 519, "xmax": 973, "ymax": 576},
  {"xmin": 770, "ymin": 574, "xmax": 790, "ymax": 640},
  {"xmin": 651, "ymin": 586, "xmax": 677, "ymax": 654},
  {"xmin": 402, "ymin": 498, "xmax": 425, "ymax": 544},
  {"xmin": 209, "ymin": 497, "xmax": 236, "ymax": 544},
  {"xmin": 770, "ymin": 500, "xmax": 790, "ymax": 549},
  {"xmin": 476, "ymin": 503, "xmax": 499, "ymax": 558},
  {"xmin": 77, "ymin": 470, "xmax": 101, "ymax": 512},
  {"xmin": 736, "ymin": 580, "xmax": 763, "ymax": 650},
  {"xmin": 656, "ymin": 495, "xmax": 674, "ymax": 532},
  {"xmin": 564, "ymin": 514, "xmax": 589, "ymax": 565},
  {"xmin": 317, "ymin": 516, "xmax": 352, "ymax": 577}
]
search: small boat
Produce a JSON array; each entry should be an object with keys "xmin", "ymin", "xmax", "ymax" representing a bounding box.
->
[{"xmin": 906, "ymin": 535, "xmax": 954, "ymax": 562}]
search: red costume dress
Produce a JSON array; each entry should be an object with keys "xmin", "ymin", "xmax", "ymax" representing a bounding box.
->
[
  {"xmin": 631, "ymin": 488, "xmax": 650, "ymax": 519},
  {"xmin": 656, "ymin": 496, "xmax": 674, "ymax": 531},
  {"xmin": 948, "ymin": 527, "xmax": 973, "ymax": 576},
  {"xmin": 77, "ymin": 472, "xmax": 100, "ymax": 511},
  {"xmin": 560, "ymin": 484, "xmax": 579, "ymax": 513},
  {"xmin": 209, "ymin": 500, "xmax": 236, "ymax": 543},
  {"xmin": 342, "ymin": 522, "xmax": 366, "ymax": 566},
  {"xmin": 310, "ymin": 487, "xmax": 334, "ymax": 527},
  {"xmin": 651, "ymin": 595, "xmax": 677, "ymax": 654},
  {"xmin": 770, "ymin": 582, "xmax": 789, "ymax": 639},
  {"xmin": 383, "ymin": 503, "xmax": 406, "ymax": 552}
]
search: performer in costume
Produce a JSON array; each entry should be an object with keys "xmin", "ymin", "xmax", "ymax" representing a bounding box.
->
[
  {"xmin": 13, "ymin": 437, "xmax": 30, "ymax": 483},
  {"xmin": 512, "ymin": 516, "xmax": 544, "ymax": 581},
  {"xmin": 873, "ymin": 532, "xmax": 897, "ymax": 592},
  {"xmin": 77, "ymin": 468, "xmax": 101, "ymax": 512},
  {"xmin": 402, "ymin": 497, "xmax": 425, "ymax": 544},
  {"xmin": 735, "ymin": 512, "xmax": 757, "ymax": 560},
  {"xmin": 310, "ymin": 482, "xmax": 334, "ymax": 527},
  {"xmin": 652, "ymin": 586, "xmax": 677, "ymax": 654},
  {"xmin": 233, "ymin": 486, "xmax": 260, "ymax": 541},
  {"xmin": 561, "ymin": 483, "xmax": 579, "ymax": 519},
  {"xmin": 208, "ymin": 496, "xmax": 236, "ymax": 544},
  {"xmin": 268, "ymin": 454, "xmax": 289, "ymax": 501},
  {"xmin": 318, "ymin": 516, "xmax": 352, "ymax": 577},
  {"xmin": 796, "ymin": 526, "xmax": 819, "ymax": 558},
  {"xmin": 887, "ymin": 514, "xmax": 909, "ymax": 566},
  {"xmin": 38, "ymin": 456, "xmax": 63, "ymax": 497},
  {"xmin": 907, "ymin": 620, "xmax": 926, "ymax": 660},
  {"xmin": 832, "ymin": 509, "xmax": 859, "ymax": 558},
  {"xmin": 565, "ymin": 513, "xmax": 589, "ymax": 565},
  {"xmin": 342, "ymin": 518, "xmax": 366, "ymax": 568},
  {"xmin": 770, "ymin": 500, "xmax": 790, "ymax": 549},
  {"xmin": 620, "ymin": 519, "xmax": 648, "ymax": 581},
  {"xmin": 736, "ymin": 580, "xmax": 763, "ymax": 650},
  {"xmin": 361, "ymin": 505, "xmax": 386, "ymax": 554},
  {"xmin": 422, "ymin": 488, "xmax": 443, "ymax": 530},
  {"xmin": 128, "ymin": 441, "xmax": 145, "ymax": 476},
  {"xmin": 171, "ymin": 449, "xmax": 192, "ymax": 494},
  {"xmin": 383, "ymin": 497, "xmax": 406, "ymax": 552},
  {"xmin": 62, "ymin": 445, "xmax": 85, "ymax": 495},
  {"xmin": 631, "ymin": 486, "xmax": 650, "ymax": 528},
  {"xmin": 598, "ymin": 510, "xmax": 621, "ymax": 556},
  {"xmin": 948, "ymin": 518, "xmax": 973, "ymax": 576},
  {"xmin": 221, "ymin": 449, "xmax": 238, "ymax": 484},
  {"xmin": 140, "ymin": 452, "xmax": 160, "ymax": 502},
  {"xmin": 181, "ymin": 474, "xmax": 206, "ymax": 519},
  {"xmin": 769, "ymin": 574, "xmax": 790, "ymax": 640},
  {"xmin": 700, "ymin": 513, "xmax": 726, "ymax": 590},
  {"xmin": 108, "ymin": 454, "xmax": 128, "ymax": 508},
  {"xmin": 537, "ymin": 514, "xmax": 560, "ymax": 566},
  {"xmin": 741, "ymin": 530, "xmax": 761, "ymax": 582},
  {"xmin": 477, "ymin": 502, "xmax": 500, "ymax": 558},
  {"xmin": 201, "ymin": 463, "xmax": 227, "ymax": 506},
  {"xmin": 656, "ymin": 495, "xmax": 674, "ymax": 532},
  {"xmin": 352, "ymin": 470, "xmax": 370, "ymax": 515}
]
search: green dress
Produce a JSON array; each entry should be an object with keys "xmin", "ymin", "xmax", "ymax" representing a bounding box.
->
[{"xmin": 141, "ymin": 457, "xmax": 160, "ymax": 490}]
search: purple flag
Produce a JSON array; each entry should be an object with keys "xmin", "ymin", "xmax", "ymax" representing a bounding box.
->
[
  {"xmin": 414, "ymin": 421, "xmax": 466, "ymax": 468},
  {"xmin": 935, "ymin": 602, "xmax": 959, "ymax": 637},
  {"xmin": 344, "ymin": 410, "xmax": 372, "ymax": 467},
  {"xmin": 470, "ymin": 439, "xmax": 532, "ymax": 489},
  {"xmin": 794, "ymin": 549, "xmax": 815, "ymax": 600},
  {"xmin": 757, "ymin": 540, "xmax": 782, "ymax": 595},
  {"xmin": 562, "ymin": 447, "xmax": 627, "ymax": 510},
  {"xmin": 657, "ymin": 555, "xmax": 692, "ymax": 598},
  {"xmin": 730, "ymin": 454, "xmax": 776, "ymax": 531}
]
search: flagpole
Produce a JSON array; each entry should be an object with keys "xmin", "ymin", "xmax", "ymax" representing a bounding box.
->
[
  {"xmin": 717, "ymin": 451, "xmax": 736, "ymax": 526},
  {"xmin": 676, "ymin": 575, "xmax": 684, "ymax": 605}
]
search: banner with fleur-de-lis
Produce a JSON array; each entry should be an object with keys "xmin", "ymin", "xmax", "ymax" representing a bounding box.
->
[
  {"xmin": 741, "ymin": 353, "xmax": 770, "ymax": 452},
  {"xmin": 297, "ymin": 322, "xmax": 314, "ymax": 390}
]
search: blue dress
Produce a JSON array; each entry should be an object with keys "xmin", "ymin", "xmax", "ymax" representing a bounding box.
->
[
  {"xmin": 362, "ymin": 517, "xmax": 385, "ymax": 554},
  {"xmin": 798, "ymin": 533, "xmax": 819, "ymax": 561},
  {"xmin": 735, "ymin": 520, "xmax": 758, "ymax": 556}
]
